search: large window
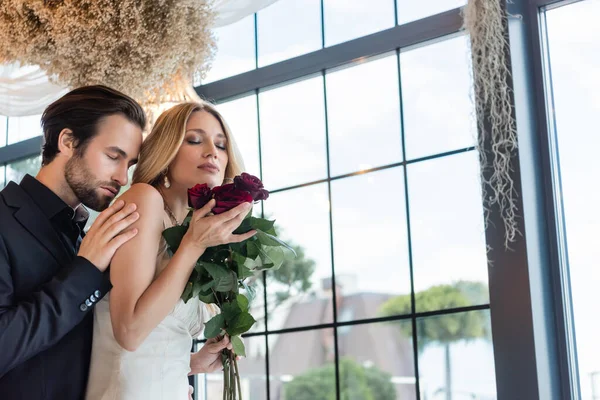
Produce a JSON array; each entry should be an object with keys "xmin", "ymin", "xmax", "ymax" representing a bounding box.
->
[
  {"xmin": 543, "ymin": 1, "xmax": 600, "ymax": 399},
  {"xmin": 194, "ymin": 1, "xmax": 495, "ymax": 397}
]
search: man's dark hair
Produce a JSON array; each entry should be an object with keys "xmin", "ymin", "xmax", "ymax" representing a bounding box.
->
[{"xmin": 41, "ymin": 85, "xmax": 146, "ymax": 165}]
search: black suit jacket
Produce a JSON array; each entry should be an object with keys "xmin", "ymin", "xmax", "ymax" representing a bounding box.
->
[{"xmin": 0, "ymin": 180, "xmax": 111, "ymax": 399}]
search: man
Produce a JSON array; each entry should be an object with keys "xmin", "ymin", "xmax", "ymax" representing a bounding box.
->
[{"xmin": 0, "ymin": 85, "xmax": 146, "ymax": 399}]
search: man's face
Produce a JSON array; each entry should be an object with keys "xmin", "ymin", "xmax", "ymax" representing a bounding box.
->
[{"xmin": 65, "ymin": 114, "xmax": 143, "ymax": 211}]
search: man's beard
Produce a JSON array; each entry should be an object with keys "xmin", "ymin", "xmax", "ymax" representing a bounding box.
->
[{"xmin": 65, "ymin": 154, "xmax": 120, "ymax": 211}]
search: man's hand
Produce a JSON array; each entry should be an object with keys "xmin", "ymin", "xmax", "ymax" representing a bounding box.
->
[
  {"xmin": 78, "ymin": 200, "xmax": 139, "ymax": 272},
  {"xmin": 189, "ymin": 336, "xmax": 233, "ymax": 375}
]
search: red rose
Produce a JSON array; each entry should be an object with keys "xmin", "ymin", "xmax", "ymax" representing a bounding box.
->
[
  {"xmin": 188, "ymin": 184, "xmax": 213, "ymax": 210},
  {"xmin": 212, "ymin": 183, "xmax": 253, "ymax": 214},
  {"xmin": 233, "ymin": 173, "xmax": 269, "ymax": 201}
]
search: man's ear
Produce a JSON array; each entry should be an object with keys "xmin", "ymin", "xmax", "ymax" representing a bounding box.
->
[{"xmin": 57, "ymin": 129, "xmax": 76, "ymax": 157}]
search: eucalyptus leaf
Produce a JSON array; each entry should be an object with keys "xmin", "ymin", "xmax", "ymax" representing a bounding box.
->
[{"xmin": 204, "ymin": 314, "xmax": 225, "ymax": 339}]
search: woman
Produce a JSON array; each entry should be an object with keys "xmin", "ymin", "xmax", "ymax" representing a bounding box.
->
[{"xmin": 86, "ymin": 102, "xmax": 255, "ymax": 399}]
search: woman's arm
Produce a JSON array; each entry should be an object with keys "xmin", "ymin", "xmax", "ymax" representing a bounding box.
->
[
  {"xmin": 108, "ymin": 183, "xmax": 255, "ymax": 351},
  {"xmin": 108, "ymin": 184, "xmax": 200, "ymax": 351}
]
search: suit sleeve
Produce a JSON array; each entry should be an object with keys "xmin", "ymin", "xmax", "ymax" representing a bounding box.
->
[{"xmin": 0, "ymin": 235, "xmax": 110, "ymax": 378}]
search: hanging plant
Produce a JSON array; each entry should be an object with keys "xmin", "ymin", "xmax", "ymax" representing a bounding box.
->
[
  {"xmin": 0, "ymin": 0, "xmax": 215, "ymax": 113},
  {"xmin": 463, "ymin": 0, "xmax": 520, "ymax": 248}
]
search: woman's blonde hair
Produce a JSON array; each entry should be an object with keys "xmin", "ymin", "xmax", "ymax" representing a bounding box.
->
[{"xmin": 132, "ymin": 102, "xmax": 244, "ymax": 186}]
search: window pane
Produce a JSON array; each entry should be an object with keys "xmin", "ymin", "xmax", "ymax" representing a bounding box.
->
[
  {"xmin": 326, "ymin": 54, "xmax": 402, "ymax": 177},
  {"xmin": 338, "ymin": 320, "xmax": 417, "ymax": 399},
  {"xmin": 269, "ymin": 329, "xmax": 335, "ymax": 398},
  {"xmin": 257, "ymin": 0, "xmax": 322, "ymax": 67},
  {"xmin": 202, "ymin": 15, "xmax": 256, "ymax": 84},
  {"xmin": 397, "ymin": 0, "xmax": 466, "ymax": 26},
  {"xmin": 0, "ymin": 116, "xmax": 6, "ymax": 147},
  {"xmin": 217, "ymin": 94, "xmax": 261, "ymax": 178},
  {"xmin": 263, "ymin": 183, "xmax": 333, "ymax": 330},
  {"xmin": 545, "ymin": 1, "xmax": 600, "ymax": 398},
  {"xmin": 417, "ymin": 310, "xmax": 496, "ymax": 399},
  {"xmin": 407, "ymin": 152, "xmax": 488, "ymax": 313},
  {"xmin": 331, "ymin": 167, "xmax": 411, "ymax": 319},
  {"xmin": 259, "ymin": 76, "xmax": 327, "ymax": 190},
  {"xmin": 6, "ymin": 155, "xmax": 42, "ymax": 184},
  {"xmin": 7, "ymin": 115, "xmax": 42, "ymax": 145},
  {"xmin": 196, "ymin": 336, "xmax": 266, "ymax": 400},
  {"xmin": 400, "ymin": 36, "xmax": 476, "ymax": 160},
  {"xmin": 0, "ymin": 165, "xmax": 5, "ymax": 189},
  {"xmin": 324, "ymin": 0, "xmax": 395, "ymax": 47}
]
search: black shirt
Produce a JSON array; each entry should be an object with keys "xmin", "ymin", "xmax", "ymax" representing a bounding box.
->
[{"xmin": 20, "ymin": 174, "xmax": 89, "ymax": 253}]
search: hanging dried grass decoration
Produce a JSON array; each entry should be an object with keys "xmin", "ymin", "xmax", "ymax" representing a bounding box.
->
[
  {"xmin": 463, "ymin": 0, "xmax": 520, "ymax": 249},
  {"xmin": 0, "ymin": 0, "xmax": 216, "ymax": 126}
]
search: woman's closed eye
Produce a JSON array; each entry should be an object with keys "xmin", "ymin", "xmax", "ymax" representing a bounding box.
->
[{"xmin": 187, "ymin": 139, "xmax": 227, "ymax": 150}]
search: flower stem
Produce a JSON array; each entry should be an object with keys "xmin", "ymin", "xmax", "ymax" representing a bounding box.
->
[
  {"xmin": 223, "ymin": 358, "xmax": 228, "ymax": 400},
  {"xmin": 233, "ymin": 352, "xmax": 242, "ymax": 400},
  {"xmin": 229, "ymin": 351, "xmax": 235, "ymax": 399}
]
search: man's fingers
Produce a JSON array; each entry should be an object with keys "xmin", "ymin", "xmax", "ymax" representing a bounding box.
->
[
  {"xmin": 90, "ymin": 200, "xmax": 125, "ymax": 231},
  {"xmin": 107, "ymin": 228, "xmax": 138, "ymax": 253},
  {"xmin": 104, "ymin": 211, "xmax": 139, "ymax": 239},
  {"xmin": 98, "ymin": 203, "xmax": 138, "ymax": 235}
]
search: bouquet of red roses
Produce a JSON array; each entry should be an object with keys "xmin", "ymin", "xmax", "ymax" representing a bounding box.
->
[{"xmin": 162, "ymin": 173, "xmax": 295, "ymax": 400}]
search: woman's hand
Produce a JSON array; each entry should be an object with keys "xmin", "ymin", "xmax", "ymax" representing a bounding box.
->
[
  {"xmin": 181, "ymin": 199, "xmax": 256, "ymax": 256},
  {"xmin": 189, "ymin": 336, "xmax": 234, "ymax": 375}
]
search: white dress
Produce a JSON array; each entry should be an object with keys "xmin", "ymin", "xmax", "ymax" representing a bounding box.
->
[{"xmin": 86, "ymin": 235, "xmax": 210, "ymax": 400}]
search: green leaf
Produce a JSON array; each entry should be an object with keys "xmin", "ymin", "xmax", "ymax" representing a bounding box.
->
[
  {"xmin": 198, "ymin": 261, "xmax": 230, "ymax": 279},
  {"xmin": 213, "ymin": 270, "xmax": 238, "ymax": 292},
  {"xmin": 198, "ymin": 291, "xmax": 216, "ymax": 304},
  {"xmin": 199, "ymin": 280, "xmax": 215, "ymax": 292},
  {"xmin": 247, "ymin": 217, "xmax": 275, "ymax": 233},
  {"xmin": 162, "ymin": 225, "xmax": 188, "ymax": 250},
  {"xmin": 232, "ymin": 252, "xmax": 247, "ymax": 267},
  {"xmin": 246, "ymin": 240, "xmax": 260, "ymax": 259},
  {"xmin": 204, "ymin": 314, "xmax": 225, "ymax": 339},
  {"xmin": 231, "ymin": 336, "xmax": 246, "ymax": 357},
  {"xmin": 241, "ymin": 281, "xmax": 257, "ymax": 303},
  {"xmin": 236, "ymin": 294, "xmax": 249, "ymax": 312},
  {"xmin": 227, "ymin": 312, "xmax": 256, "ymax": 336},
  {"xmin": 233, "ymin": 217, "xmax": 253, "ymax": 235},
  {"xmin": 221, "ymin": 301, "xmax": 242, "ymax": 324},
  {"xmin": 181, "ymin": 282, "xmax": 193, "ymax": 303},
  {"xmin": 238, "ymin": 265, "xmax": 254, "ymax": 280},
  {"xmin": 255, "ymin": 231, "xmax": 297, "ymax": 257},
  {"xmin": 192, "ymin": 281, "xmax": 204, "ymax": 297}
]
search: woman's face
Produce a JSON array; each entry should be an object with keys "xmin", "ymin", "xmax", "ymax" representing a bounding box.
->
[{"xmin": 169, "ymin": 110, "xmax": 229, "ymax": 190}]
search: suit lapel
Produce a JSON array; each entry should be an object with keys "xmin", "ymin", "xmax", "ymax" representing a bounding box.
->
[{"xmin": 2, "ymin": 182, "xmax": 72, "ymax": 266}]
